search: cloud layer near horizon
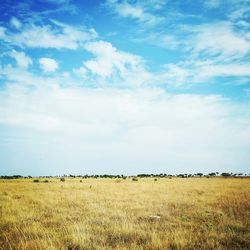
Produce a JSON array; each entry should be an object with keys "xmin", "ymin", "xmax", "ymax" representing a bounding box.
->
[{"xmin": 0, "ymin": 82, "xmax": 249, "ymax": 175}]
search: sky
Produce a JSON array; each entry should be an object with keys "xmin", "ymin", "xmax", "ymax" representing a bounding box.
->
[{"xmin": 0, "ymin": 0, "xmax": 250, "ymax": 176}]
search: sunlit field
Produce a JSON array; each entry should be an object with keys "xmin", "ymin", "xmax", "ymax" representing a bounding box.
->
[{"xmin": 0, "ymin": 177, "xmax": 249, "ymax": 250}]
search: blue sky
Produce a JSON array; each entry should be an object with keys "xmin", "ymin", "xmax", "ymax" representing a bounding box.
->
[{"xmin": 0, "ymin": 0, "xmax": 250, "ymax": 175}]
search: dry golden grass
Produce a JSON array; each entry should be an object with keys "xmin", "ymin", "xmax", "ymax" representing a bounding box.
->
[{"xmin": 0, "ymin": 177, "xmax": 249, "ymax": 249}]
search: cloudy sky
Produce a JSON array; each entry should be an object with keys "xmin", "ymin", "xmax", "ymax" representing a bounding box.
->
[{"xmin": 0, "ymin": 0, "xmax": 250, "ymax": 176}]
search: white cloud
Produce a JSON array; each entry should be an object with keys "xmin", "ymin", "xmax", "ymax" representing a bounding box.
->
[
  {"xmin": 0, "ymin": 20, "xmax": 97, "ymax": 49},
  {"xmin": 161, "ymin": 64, "xmax": 190, "ymax": 86},
  {"xmin": 132, "ymin": 32, "xmax": 180, "ymax": 49},
  {"xmin": 73, "ymin": 66, "xmax": 87, "ymax": 78},
  {"xmin": 78, "ymin": 40, "xmax": 152, "ymax": 86},
  {"xmin": 10, "ymin": 17, "xmax": 22, "ymax": 29},
  {"xmin": 0, "ymin": 83, "xmax": 249, "ymax": 174},
  {"xmin": 150, "ymin": 21, "xmax": 250, "ymax": 86},
  {"xmin": 106, "ymin": 0, "xmax": 164, "ymax": 27},
  {"xmin": 8, "ymin": 50, "xmax": 32, "ymax": 69},
  {"xmin": 229, "ymin": 4, "xmax": 250, "ymax": 21},
  {"xmin": 161, "ymin": 61, "xmax": 250, "ymax": 86},
  {"xmin": 132, "ymin": 20, "xmax": 250, "ymax": 65},
  {"xmin": 75, "ymin": 34, "xmax": 250, "ymax": 87},
  {"xmin": 237, "ymin": 20, "xmax": 250, "ymax": 29},
  {"xmin": 0, "ymin": 27, "xmax": 6, "ymax": 38},
  {"xmin": 140, "ymin": 0, "xmax": 166, "ymax": 10},
  {"xmin": 117, "ymin": 3, "xmax": 144, "ymax": 19},
  {"xmin": 204, "ymin": 0, "xmax": 221, "ymax": 9},
  {"xmin": 197, "ymin": 63, "xmax": 250, "ymax": 78},
  {"xmin": 0, "ymin": 65, "xmax": 81, "ymax": 91},
  {"xmin": 39, "ymin": 57, "xmax": 58, "ymax": 72},
  {"xmin": 190, "ymin": 22, "xmax": 250, "ymax": 61}
]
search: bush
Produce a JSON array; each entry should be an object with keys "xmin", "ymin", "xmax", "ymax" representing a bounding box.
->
[
  {"xmin": 33, "ymin": 179, "xmax": 39, "ymax": 183},
  {"xmin": 43, "ymin": 180, "xmax": 49, "ymax": 183},
  {"xmin": 208, "ymin": 172, "xmax": 216, "ymax": 176},
  {"xmin": 60, "ymin": 178, "xmax": 66, "ymax": 182},
  {"xmin": 132, "ymin": 177, "xmax": 138, "ymax": 181},
  {"xmin": 221, "ymin": 173, "xmax": 231, "ymax": 177}
]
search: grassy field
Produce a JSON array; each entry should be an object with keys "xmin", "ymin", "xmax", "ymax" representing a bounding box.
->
[{"xmin": 0, "ymin": 177, "xmax": 249, "ymax": 250}]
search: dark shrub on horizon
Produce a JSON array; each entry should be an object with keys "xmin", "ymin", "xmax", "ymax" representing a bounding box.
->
[{"xmin": 221, "ymin": 173, "xmax": 231, "ymax": 177}]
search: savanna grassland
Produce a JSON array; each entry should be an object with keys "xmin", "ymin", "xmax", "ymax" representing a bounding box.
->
[{"xmin": 0, "ymin": 177, "xmax": 249, "ymax": 250}]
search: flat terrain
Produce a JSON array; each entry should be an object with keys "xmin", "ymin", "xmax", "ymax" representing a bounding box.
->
[{"xmin": 0, "ymin": 177, "xmax": 249, "ymax": 250}]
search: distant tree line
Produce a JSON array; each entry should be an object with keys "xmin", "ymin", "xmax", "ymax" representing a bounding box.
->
[
  {"xmin": 0, "ymin": 172, "xmax": 249, "ymax": 179},
  {"xmin": 0, "ymin": 175, "xmax": 31, "ymax": 179}
]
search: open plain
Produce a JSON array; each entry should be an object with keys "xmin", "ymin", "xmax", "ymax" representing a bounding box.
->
[{"xmin": 0, "ymin": 177, "xmax": 249, "ymax": 250}]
